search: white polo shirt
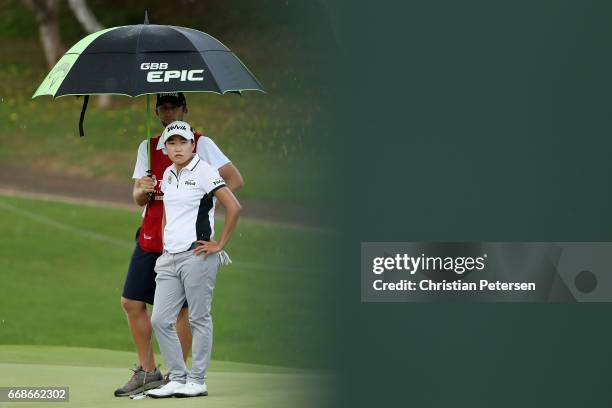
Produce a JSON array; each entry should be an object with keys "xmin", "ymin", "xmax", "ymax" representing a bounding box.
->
[{"xmin": 160, "ymin": 154, "xmax": 226, "ymax": 254}]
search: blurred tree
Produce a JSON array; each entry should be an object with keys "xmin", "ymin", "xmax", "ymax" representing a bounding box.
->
[
  {"xmin": 22, "ymin": 0, "xmax": 66, "ymax": 68},
  {"xmin": 67, "ymin": 0, "xmax": 110, "ymax": 107},
  {"xmin": 68, "ymin": 0, "xmax": 102, "ymax": 32}
]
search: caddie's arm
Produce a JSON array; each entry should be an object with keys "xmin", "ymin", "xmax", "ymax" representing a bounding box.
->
[
  {"xmin": 219, "ymin": 163, "xmax": 244, "ymax": 193},
  {"xmin": 133, "ymin": 176, "xmax": 156, "ymax": 206}
]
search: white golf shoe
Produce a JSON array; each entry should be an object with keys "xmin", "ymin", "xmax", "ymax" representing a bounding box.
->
[
  {"xmin": 174, "ymin": 381, "xmax": 208, "ymax": 398},
  {"xmin": 145, "ymin": 380, "xmax": 184, "ymax": 398}
]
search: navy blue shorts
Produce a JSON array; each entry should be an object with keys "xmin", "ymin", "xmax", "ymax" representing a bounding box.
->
[{"xmin": 122, "ymin": 228, "xmax": 188, "ymax": 308}]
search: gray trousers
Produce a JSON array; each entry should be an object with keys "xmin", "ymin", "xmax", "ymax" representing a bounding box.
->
[{"xmin": 151, "ymin": 250, "xmax": 220, "ymax": 384}]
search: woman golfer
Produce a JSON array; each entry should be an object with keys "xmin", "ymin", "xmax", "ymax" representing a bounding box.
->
[{"xmin": 147, "ymin": 120, "xmax": 241, "ymax": 398}]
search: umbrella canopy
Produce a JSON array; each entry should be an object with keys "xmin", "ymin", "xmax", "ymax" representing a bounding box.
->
[
  {"xmin": 33, "ymin": 18, "xmax": 265, "ymax": 137},
  {"xmin": 33, "ymin": 24, "xmax": 265, "ymax": 98}
]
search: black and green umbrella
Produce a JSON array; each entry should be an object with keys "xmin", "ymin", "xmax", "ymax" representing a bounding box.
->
[{"xmin": 33, "ymin": 15, "xmax": 265, "ymax": 137}]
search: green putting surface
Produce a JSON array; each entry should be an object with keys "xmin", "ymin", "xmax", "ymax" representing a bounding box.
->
[
  {"xmin": 0, "ymin": 345, "xmax": 332, "ymax": 408},
  {"xmin": 0, "ymin": 195, "xmax": 333, "ymax": 369}
]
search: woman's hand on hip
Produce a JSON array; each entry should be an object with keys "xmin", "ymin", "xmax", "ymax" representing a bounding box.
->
[{"xmin": 193, "ymin": 240, "xmax": 223, "ymax": 259}]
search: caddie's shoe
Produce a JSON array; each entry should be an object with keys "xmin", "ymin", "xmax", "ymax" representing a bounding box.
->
[
  {"xmin": 174, "ymin": 382, "xmax": 208, "ymax": 398},
  {"xmin": 113, "ymin": 365, "xmax": 164, "ymax": 397},
  {"xmin": 145, "ymin": 380, "xmax": 185, "ymax": 398}
]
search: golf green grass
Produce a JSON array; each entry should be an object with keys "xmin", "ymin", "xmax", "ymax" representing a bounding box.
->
[
  {"xmin": 0, "ymin": 345, "xmax": 332, "ymax": 408},
  {"xmin": 0, "ymin": 195, "xmax": 334, "ymax": 369}
]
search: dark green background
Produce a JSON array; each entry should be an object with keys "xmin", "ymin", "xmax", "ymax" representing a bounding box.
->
[{"xmin": 327, "ymin": 1, "xmax": 612, "ymax": 407}]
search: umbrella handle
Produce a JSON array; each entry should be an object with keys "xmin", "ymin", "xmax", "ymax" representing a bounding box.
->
[
  {"xmin": 146, "ymin": 94, "xmax": 154, "ymax": 201},
  {"xmin": 146, "ymin": 171, "xmax": 154, "ymax": 201}
]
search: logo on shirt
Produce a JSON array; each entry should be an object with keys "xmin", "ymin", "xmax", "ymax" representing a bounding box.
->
[
  {"xmin": 213, "ymin": 178, "xmax": 224, "ymax": 186},
  {"xmin": 167, "ymin": 175, "xmax": 172, "ymax": 184},
  {"xmin": 185, "ymin": 179, "xmax": 196, "ymax": 186}
]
